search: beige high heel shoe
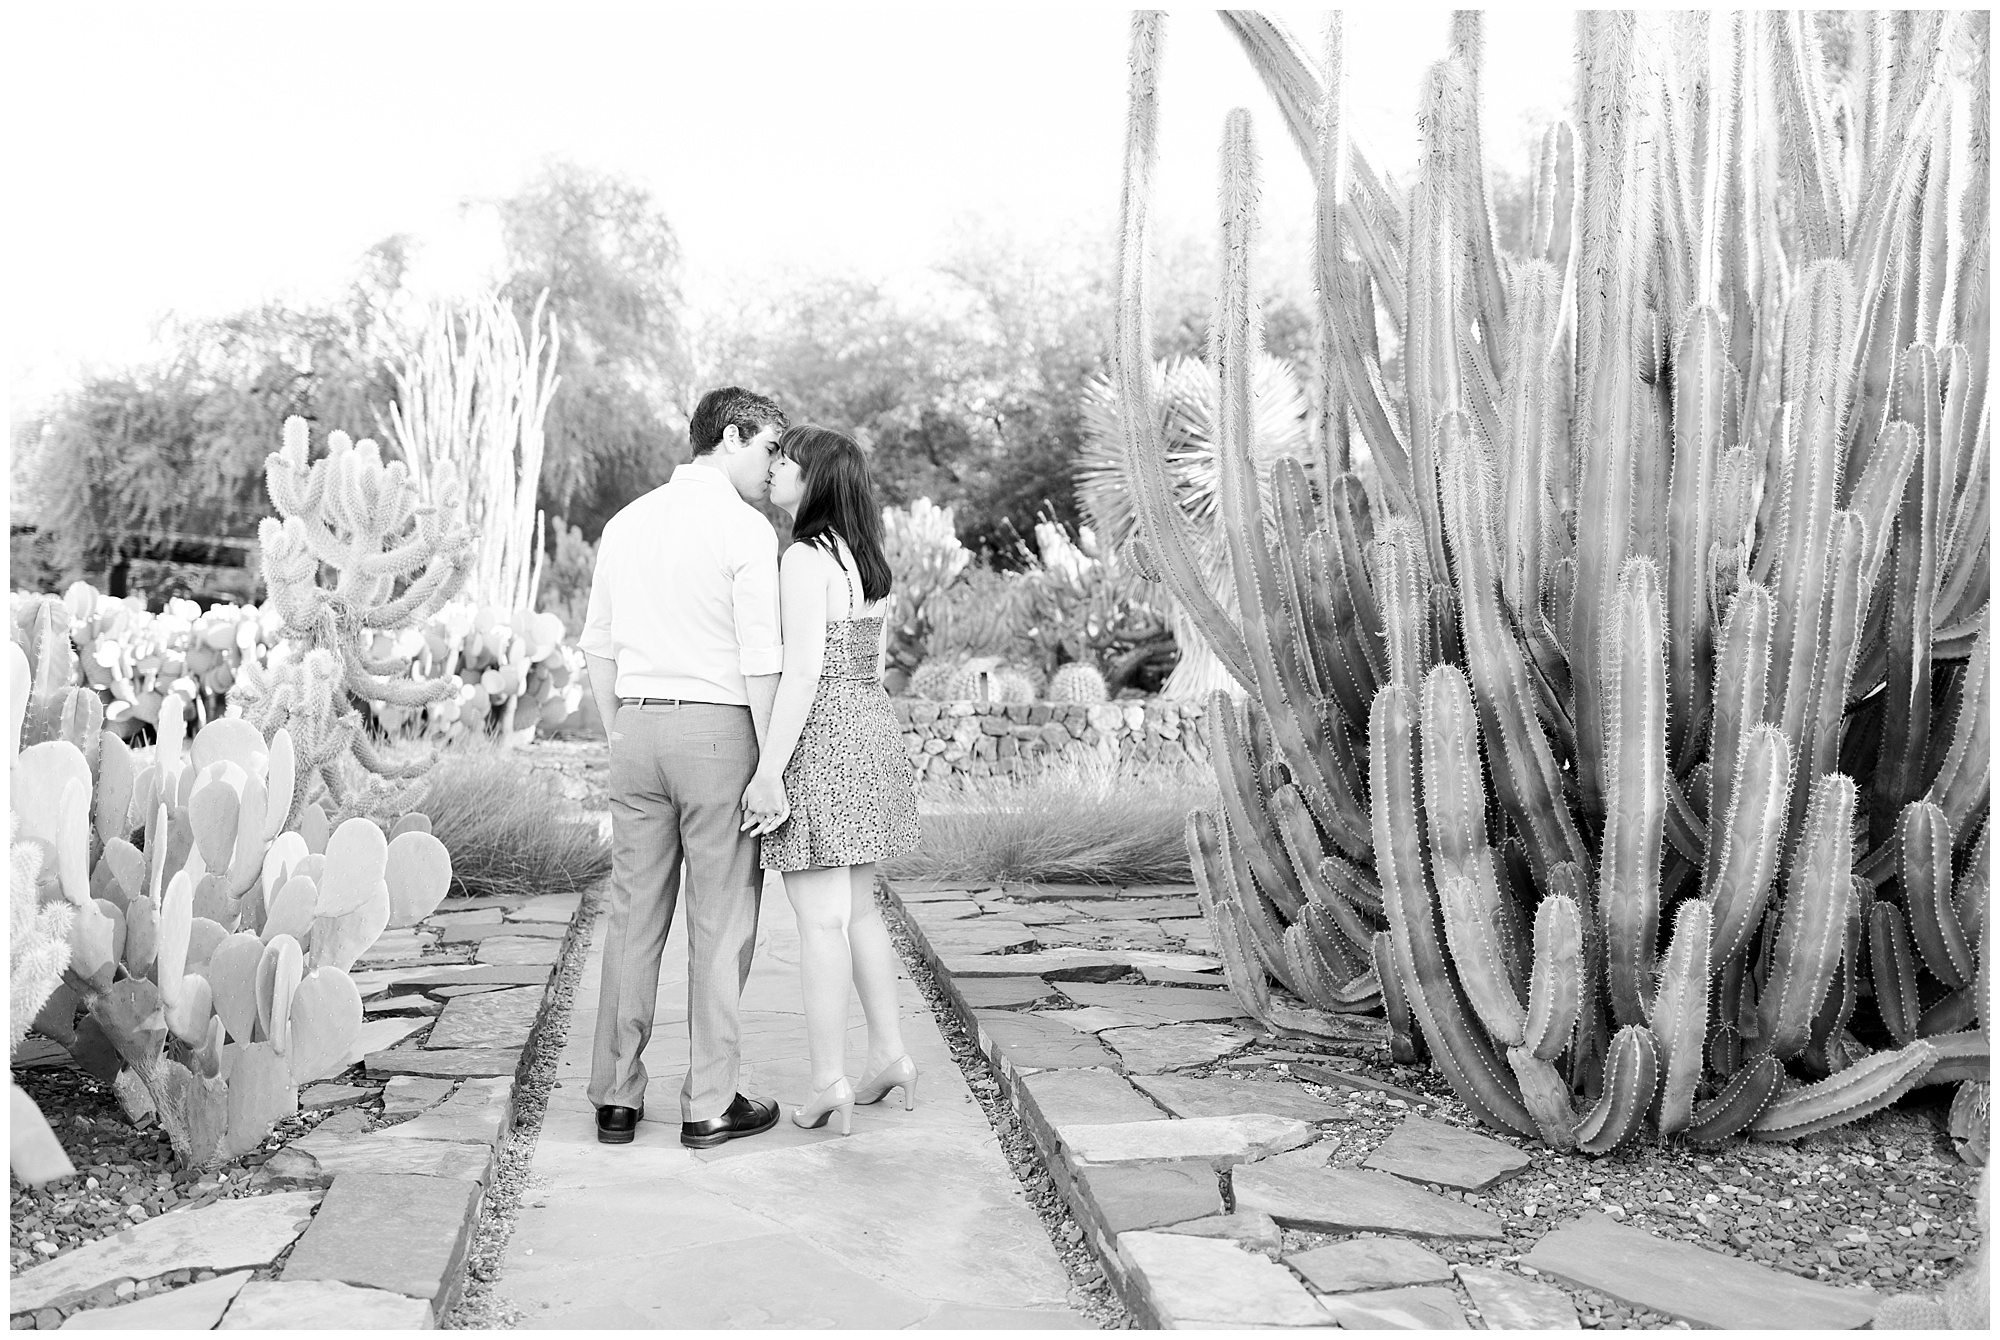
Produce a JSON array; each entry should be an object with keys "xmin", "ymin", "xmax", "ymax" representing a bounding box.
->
[
  {"xmin": 854, "ymin": 1056, "xmax": 919, "ymax": 1110},
  {"xmin": 792, "ymin": 1077, "xmax": 855, "ymax": 1135}
]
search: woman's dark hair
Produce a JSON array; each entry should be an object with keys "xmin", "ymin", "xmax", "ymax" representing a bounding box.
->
[{"xmin": 781, "ymin": 424, "xmax": 892, "ymax": 605}]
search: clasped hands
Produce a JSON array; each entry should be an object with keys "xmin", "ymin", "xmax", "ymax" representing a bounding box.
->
[{"xmin": 740, "ymin": 771, "xmax": 790, "ymax": 836}]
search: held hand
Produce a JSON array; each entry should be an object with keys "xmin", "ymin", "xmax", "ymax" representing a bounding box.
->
[{"xmin": 740, "ymin": 773, "xmax": 790, "ymax": 836}]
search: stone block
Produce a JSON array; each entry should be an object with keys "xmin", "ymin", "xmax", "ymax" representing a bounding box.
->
[
  {"xmin": 1062, "ymin": 1114, "xmax": 1313, "ymax": 1170},
  {"xmin": 382, "ymin": 1076, "xmax": 455, "ymax": 1116},
  {"xmin": 437, "ymin": 920, "xmax": 566, "ymax": 943},
  {"xmin": 281, "ymin": 1172, "xmax": 481, "ymax": 1306},
  {"xmin": 1233, "ymin": 1150, "xmax": 1505, "ymax": 1240},
  {"xmin": 1053, "ymin": 981, "xmax": 1248, "ymax": 1025},
  {"xmin": 58, "ymin": 1270, "xmax": 251, "ymax": 1330},
  {"xmin": 380, "ymin": 1077, "xmax": 514, "ymax": 1146},
  {"xmin": 425, "ymin": 986, "xmax": 545, "ymax": 1050},
  {"xmin": 1521, "ymin": 1212, "xmax": 1880, "ymax": 1330},
  {"xmin": 1017, "ymin": 1069, "xmax": 1165, "ymax": 1148},
  {"xmin": 1117, "ymin": 1231, "xmax": 1328, "ymax": 1328},
  {"xmin": 974, "ymin": 1010, "xmax": 1120, "ymax": 1070},
  {"xmin": 267, "ymin": 1131, "xmax": 494, "ymax": 1186},
  {"xmin": 365, "ymin": 1046, "xmax": 523, "ymax": 1079},
  {"xmin": 1316, "ymin": 1284, "xmax": 1469, "ymax": 1329},
  {"xmin": 474, "ymin": 937, "xmax": 561, "ymax": 966},
  {"xmin": 300, "ymin": 1083, "xmax": 373, "ymax": 1112},
  {"xmin": 1100, "ymin": 1023, "xmax": 1257, "ymax": 1073},
  {"xmin": 1069, "ymin": 1161, "xmax": 1222, "ymax": 1236},
  {"xmin": 9, "ymin": 1191, "xmax": 322, "ymax": 1313},
  {"xmin": 1129, "ymin": 1073, "xmax": 1352, "ymax": 1124},
  {"xmin": 1362, "ymin": 1114, "xmax": 1532, "ymax": 1191},
  {"xmin": 220, "ymin": 1278, "xmax": 436, "ymax": 1329},
  {"xmin": 1454, "ymin": 1265, "xmax": 1581, "ymax": 1328},
  {"xmin": 953, "ymin": 976, "xmax": 1063, "ymax": 1010},
  {"xmin": 1157, "ymin": 1211, "xmax": 1284, "ymax": 1260},
  {"xmin": 1286, "ymin": 1237, "xmax": 1455, "ymax": 1292}
]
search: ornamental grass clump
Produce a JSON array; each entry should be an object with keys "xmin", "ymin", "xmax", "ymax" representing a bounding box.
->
[
  {"xmin": 1116, "ymin": 12, "xmax": 1989, "ymax": 1154},
  {"xmin": 885, "ymin": 757, "xmax": 1215, "ymax": 886}
]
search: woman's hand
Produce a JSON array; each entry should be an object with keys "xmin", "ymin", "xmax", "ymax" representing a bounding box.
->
[{"xmin": 740, "ymin": 772, "xmax": 790, "ymax": 836}]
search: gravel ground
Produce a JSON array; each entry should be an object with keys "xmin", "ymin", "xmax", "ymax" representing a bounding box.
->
[
  {"xmin": 880, "ymin": 893, "xmax": 1127, "ymax": 1329},
  {"xmin": 441, "ymin": 885, "xmax": 603, "ymax": 1330}
]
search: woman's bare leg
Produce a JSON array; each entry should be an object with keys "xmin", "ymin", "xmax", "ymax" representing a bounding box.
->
[
  {"xmin": 847, "ymin": 863, "xmax": 908, "ymax": 1072},
  {"xmin": 783, "ymin": 864, "xmax": 855, "ymax": 1091}
]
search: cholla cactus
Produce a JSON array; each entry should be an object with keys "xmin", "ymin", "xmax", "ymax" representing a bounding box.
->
[
  {"xmin": 1121, "ymin": 12, "xmax": 1989, "ymax": 1152},
  {"xmin": 882, "ymin": 498, "xmax": 972, "ymax": 678},
  {"xmin": 233, "ymin": 416, "xmax": 474, "ymax": 821}
]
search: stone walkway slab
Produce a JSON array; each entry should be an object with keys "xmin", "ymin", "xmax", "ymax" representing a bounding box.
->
[
  {"xmin": 1234, "ymin": 1150, "xmax": 1505, "ymax": 1240},
  {"xmin": 425, "ymin": 987, "xmax": 545, "ymax": 1050},
  {"xmin": 975, "ymin": 1009, "xmax": 1121, "ymax": 1070},
  {"xmin": 365, "ymin": 1045, "xmax": 523, "ymax": 1079},
  {"xmin": 507, "ymin": 891, "xmax": 582, "ymax": 923},
  {"xmin": 498, "ymin": 872, "xmax": 1086, "ymax": 1329},
  {"xmin": 1019, "ymin": 1068, "xmax": 1167, "ymax": 1135},
  {"xmin": 1100, "ymin": 1021, "xmax": 1256, "ymax": 1072},
  {"xmin": 475, "ymin": 937, "xmax": 561, "ymax": 966},
  {"xmin": 1052, "ymin": 981, "xmax": 1251, "ymax": 1025},
  {"xmin": 1131, "ymin": 1072, "xmax": 1352, "ymax": 1124},
  {"xmin": 1158, "ymin": 1211, "xmax": 1283, "ymax": 1259},
  {"xmin": 58, "ymin": 1270, "xmax": 251, "ymax": 1329},
  {"xmin": 382, "ymin": 1075, "xmax": 454, "ymax": 1115},
  {"xmin": 1317, "ymin": 1283, "xmax": 1469, "ymax": 1328},
  {"xmin": 220, "ymin": 1278, "xmax": 435, "ymax": 1328},
  {"xmin": 1116, "ymin": 1230, "xmax": 1328, "ymax": 1328},
  {"xmin": 267, "ymin": 1130, "xmax": 494, "ymax": 1185},
  {"xmin": 10, "ymin": 1191, "xmax": 321, "ymax": 1312},
  {"xmin": 282, "ymin": 1172, "xmax": 479, "ymax": 1306},
  {"xmin": 1363, "ymin": 1113, "xmax": 1531, "ymax": 1191},
  {"xmin": 1069, "ymin": 1161, "xmax": 1224, "ymax": 1236},
  {"xmin": 380, "ymin": 1076, "xmax": 514, "ymax": 1146},
  {"xmin": 1286, "ymin": 1237, "xmax": 1456, "ymax": 1292},
  {"xmin": 1062, "ymin": 1113, "xmax": 1313, "ymax": 1169},
  {"xmin": 1522, "ymin": 1212, "xmax": 1880, "ymax": 1330},
  {"xmin": 954, "ymin": 976, "xmax": 1064, "ymax": 1010},
  {"xmin": 1455, "ymin": 1264, "xmax": 1580, "ymax": 1328}
]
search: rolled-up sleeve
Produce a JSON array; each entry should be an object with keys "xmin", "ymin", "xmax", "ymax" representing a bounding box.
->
[
  {"xmin": 730, "ymin": 520, "xmax": 785, "ymax": 676},
  {"xmin": 577, "ymin": 526, "xmax": 618, "ymax": 660}
]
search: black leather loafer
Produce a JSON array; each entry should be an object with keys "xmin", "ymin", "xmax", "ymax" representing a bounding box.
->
[
  {"xmin": 680, "ymin": 1093, "xmax": 779, "ymax": 1149},
  {"xmin": 596, "ymin": 1104, "xmax": 642, "ymax": 1144}
]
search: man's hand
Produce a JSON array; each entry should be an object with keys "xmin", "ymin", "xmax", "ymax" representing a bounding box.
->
[{"xmin": 740, "ymin": 772, "xmax": 790, "ymax": 836}]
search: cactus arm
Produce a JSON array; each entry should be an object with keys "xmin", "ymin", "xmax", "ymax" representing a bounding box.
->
[
  {"xmin": 1270, "ymin": 460, "xmax": 1335, "ymax": 709},
  {"xmin": 1523, "ymin": 893, "xmax": 1583, "ymax": 1062},
  {"xmin": 1370, "ymin": 684, "xmax": 1537, "ymax": 1138},
  {"xmin": 1418, "ymin": 664, "xmax": 1489, "ymax": 881},
  {"xmin": 1599, "ymin": 559, "xmax": 1668, "ymax": 1027},
  {"xmin": 1440, "ymin": 864, "xmax": 1527, "ymax": 1049},
  {"xmin": 1666, "ymin": 308, "xmax": 1728, "ymax": 771},
  {"xmin": 1955, "ymin": 823, "xmax": 1989, "ymax": 974},
  {"xmin": 1910, "ymin": 1031, "xmax": 1988, "ymax": 1087},
  {"xmin": 1113, "ymin": 14, "xmax": 1257, "ymax": 689},
  {"xmin": 1188, "ymin": 808, "xmax": 1274, "ymax": 1024},
  {"xmin": 1749, "ymin": 1039, "xmax": 1939, "ymax": 1140},
  {"xmin": 1872, "ymin": 351, "xmax": 1945, "ymax": 846},
  {"xmin": 1916, "ymin": 987, "xmax": 1978, "ymax": 1039},
  {"xmin": 1756, "ymin": 773, "xmax": 1860, "ymax": 1060},
  {"xmin": 1844, "ymin": 421, "xmax": 1920, "ymax": 609},
  {"xmin": 1920, "ymin": 618, "xmax": 1991, "ymax": 842},
  {"xmin": 1506, "ymin": 1046, "xmax": 1580, "ymax": 1152},
  {"xmin": 1900, "ymin": 800, "xmax": 1973, "ymax": 990},
  {"xmin": 1377, "ymin": 520, "xmax": 1432, "ymax": 705},
  {"xmin": 1372, "ymin": 928, "xmax": 1421, "ymax": 1065},
  {"xmin": 1687, "ymin": 1052, "xmax": 1784, "ymax": 1144},
  {"xmin": 1573, "ymin": 1024, "xmax": 1660, "ymax": 1155},
  {"xmin": 1705, "ymin": 582, "xmax": 1775, "ymax": 889},
  {"xmin": 1317, "ymin": 852, "xmax": 1384, "ymax": 921},
  {"xmin": 1802, "ymin": 885, "xmax": 1867, "ymax": 1075},
  {"xmin": 1270, "ymin": 783, "xmax": 1372, "ymax": 925},
  {"xmin": 1650, "ymin": 899, "xmax": 1712, "ymax": 1135},
  {"xmin": 1206, "ymin": 697, "xmax": 1305, "ymax": 919},
  {"xmin": 1763, "ymin": 13, "xmax": 1847, "ymax": 263},
  {"xmin": 1434, "ymin": 413, "xmax": 1589, "ymax": 889},
  {"xmin": 1327, "ymin": 477, "xmax": 1387, "ymax": 687},
  {"xmin": 1500, "ymin": 269, "xmax": 1563, "ymax": 623},
  {"xmin": 1934, "ymin": 422, "xmax": 1988, "ymax": 625},
  {"xmin": 1803, "ymin": 514, "xmax": 1872, "ymax": 790}
]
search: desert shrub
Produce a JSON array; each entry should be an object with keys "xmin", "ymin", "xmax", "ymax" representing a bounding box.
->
[
  {"xmin": 352, "ymin": 743, "xmax": 610, "ymax": 900},
  {"xmin": 885, "ymin": 758, "xmax": 1214, "ymax": 885}
]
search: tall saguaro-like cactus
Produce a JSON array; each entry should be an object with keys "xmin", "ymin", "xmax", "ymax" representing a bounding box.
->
[{"xmin": 1123, "ymin": 11, "xmax": 1989, "ymax": 1153}]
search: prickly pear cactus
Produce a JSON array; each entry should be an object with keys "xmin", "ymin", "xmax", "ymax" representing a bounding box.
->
[
  {"xmin": 10, "ymin": 645, "xmax": 455, "ymax": 1168},
  {"xmin": 231, "ymin": 416, "xmax": 475, "ymax": 823},
  {"xmin": 1048, "ymin": 662, "xmax": 1109, "ymax": 704},
  {"xmin": 1121, "ymin": 12, "xmax": 1990, "ymax": 1153}
]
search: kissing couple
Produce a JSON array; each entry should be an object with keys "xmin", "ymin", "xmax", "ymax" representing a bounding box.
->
[{"xmin": 577, "ymin": 386, "xmax": 923, "ymax": 1147}]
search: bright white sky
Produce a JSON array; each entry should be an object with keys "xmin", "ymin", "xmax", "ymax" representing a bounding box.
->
[{"xmin": 4, "ymin": 1, "xmax": 1573, "ymax": 411}]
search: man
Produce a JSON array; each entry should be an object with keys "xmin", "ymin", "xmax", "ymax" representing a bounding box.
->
[{"xmin": 579, "ymin": 386, "xmax": 791, "ymax": 1148}]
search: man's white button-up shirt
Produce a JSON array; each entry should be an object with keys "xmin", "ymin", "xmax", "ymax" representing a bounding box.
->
[{"xmin": 578, "ymin": 460, "xmax": 784, "ymax": 706}]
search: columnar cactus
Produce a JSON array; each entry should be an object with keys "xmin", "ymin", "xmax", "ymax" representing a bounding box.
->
[
  {"xmin": 10, "ymin": 637, "xmax": 453, "ymax": 1169},
  {"xmin": 1119, "ymin": 12, "xmax": 1988, "ymax": 1153},
  {"xmin": 231, "ymin": 416, "xmax": 475, "ymax": 821}
]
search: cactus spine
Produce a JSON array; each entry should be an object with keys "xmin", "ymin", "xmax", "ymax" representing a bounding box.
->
[{"xmin": 1117, "ymin": 12, "xmax": 1989, "ymax": 1153}]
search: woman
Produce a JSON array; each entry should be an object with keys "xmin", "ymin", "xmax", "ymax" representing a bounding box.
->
[{"xmin": 741, "ymin": 424, "xmax": 922, "ymax": 1136}]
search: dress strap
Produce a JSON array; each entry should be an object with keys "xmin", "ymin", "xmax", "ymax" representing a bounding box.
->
[{"xmin": 839, "ymin": 540, "xmax": 862, "ymax": 619}]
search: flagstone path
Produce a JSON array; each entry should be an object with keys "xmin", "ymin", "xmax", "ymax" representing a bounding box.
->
[
  {"xmin": 493, "ymin": 870, "xmax": 1088, "ymax": 1329},
  {"xmin": 885, "ymin": 876, "xmax": 1892, "ymax": 1331}
]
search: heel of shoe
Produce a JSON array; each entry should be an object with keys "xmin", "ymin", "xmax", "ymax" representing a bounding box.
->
[
  {"xmin": 900, "ymin": 1073, "xmax": 919, "ymax": 1111},
  {"xmin": 793, "ymin": 1077, "xmax": 855, "ymax": 1133},
  {"xmin": 835, "ymin": 1101, "xmax": 853, "ymax": 1136}
]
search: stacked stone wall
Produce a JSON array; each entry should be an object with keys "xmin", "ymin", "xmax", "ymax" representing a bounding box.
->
[{"xmin": 890, "ymin": 698, "xmax": 1212, "ymax": 783}]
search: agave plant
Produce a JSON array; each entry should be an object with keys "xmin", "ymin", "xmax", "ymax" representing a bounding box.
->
[
  {"xmin": 1078, "ymin": 352, "xmax": 1309, "ymax": 698},
  {"xmin": 1117, "ymin": 11, "xmax": 1989, "ymax": 1153}
]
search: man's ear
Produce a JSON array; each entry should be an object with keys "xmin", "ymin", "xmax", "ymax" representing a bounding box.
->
[{"xmin": 717, "ymin": 424, "xmax": 742, "ymax": 454}]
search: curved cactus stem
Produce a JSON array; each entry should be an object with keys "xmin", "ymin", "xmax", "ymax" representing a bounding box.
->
[
  {"xmin": 1687, "ymin": 1052, "xmax": 1784, "ymax": 1144},
  {"xmin": 1749, "ymin": 1040, "xmax": 1939, "ymax": 1141},
  {"xmin": 1802, "ymin": 883, "xmax": 1868, "ymax": 1076},
  {"xmin": 1757, "ymin": 773, "xmax": 1860, "ymax": 1059},
  {"xmin": 1440, "ymin": 863, "xmax": 1527, "ymax": 1050},
  {"xmin": 1574, "ymin": 1024, "xmax": 1660, "ymax": 1155},
  {"xmin": 1667, "ymin": 307, "xmax": 1728, "ymax": 765},
  {"xmin": 1189, "ymin": 809, "xmax": 1273, "ymax": 1025},
  {"xmin": 1923, "ymin": 623, "xmax": 1990, "ymax": 840},
  {"xmin": 1901, "ymin": 800, "xmax": 1973, "ymax": 990},
  {"xmin": 1909, "ymin": 1031, "xmax": 1989, "ymax": 1088},
  {"xmin": 1373, "ymin": 929, "xmax": 1421, "ymax": 1065},
  {"xmin": 1652, "ymin": 899, "xmax": 1713, "ymax": 1136},
  {"xmin": 1370, "ymin": 684, "xmax": 1536, "ymax": 1138},
  {"xmin": 1205, "ymin": 698, "xmax": 1304, "ymax": 920},
  {"xmin": 1917, "ymin": 987, "xmax": 1979, "ymax": 1039},
  {"xmin": 1803, "ymin": 514, "xmax": 1872, "ymax": 795},
  {"xmin": 1600, "ymin": 559, "xmax": 1669, "ymax": 1027},
  {"xmin": 1704, "ymin": 584, "xmax": 1774, "ymax": 897},
  {"xmin": 1524, "ymin": 893, "xmax": 1583, "ymax": 1062},
  {"xmin": 1506, "ymin": 1046, "xmax": 1579, "ymax": 1151}
]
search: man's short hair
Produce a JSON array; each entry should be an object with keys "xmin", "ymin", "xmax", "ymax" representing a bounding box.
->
[{"xmin": 689, "ymin": 387, "xmax": 786, "ymax": 456}]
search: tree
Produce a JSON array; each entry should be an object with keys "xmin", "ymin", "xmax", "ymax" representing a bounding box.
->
[{"xmin": 492, "ymin": 160, "xmax": 692, "ymax": 540}]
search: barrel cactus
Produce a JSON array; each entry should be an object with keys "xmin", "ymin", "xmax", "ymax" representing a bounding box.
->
[
  {"xmin": 908, "ymin": 659, "xmax": 960, "ymax": 701},
  {"xmin": 1119, "ymin": 12, "xmax": 1989, "ymax": 1152},
  {"xmin": 1049, "ymin": 662, "xmax": 1110, "ymax": 704},
  {"xmin": 10, "ymin": 622, "xmax": 452, "ymax": 1169}
]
